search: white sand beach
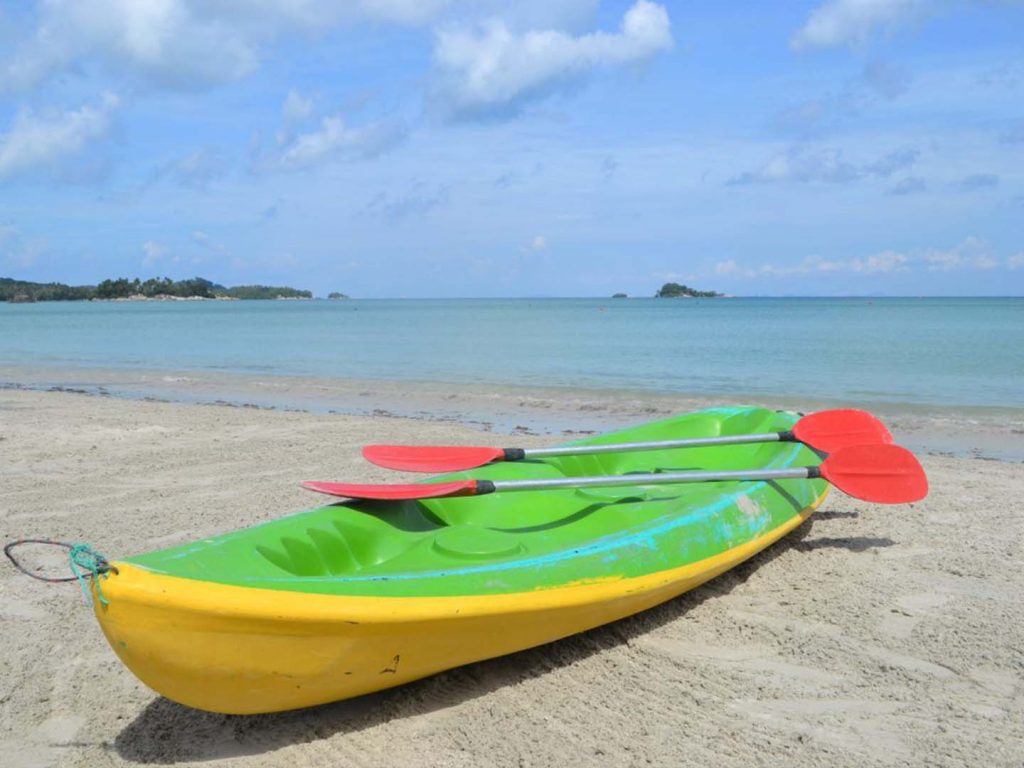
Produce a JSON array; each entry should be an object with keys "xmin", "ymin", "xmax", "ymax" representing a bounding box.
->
[{"xmin": 1, "ymin": 389, "xmax": 1022, "ymax": 767}]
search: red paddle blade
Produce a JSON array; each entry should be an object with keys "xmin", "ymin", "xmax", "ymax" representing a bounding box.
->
[
  {"xmin": 793, "ymin": 409, "xmax": 893, "ymax": 453},
  {"xmin": 819, "ymin": 444, "xmax": 927, "ymax": 504},
  {"xmin": 362, "ymin": 445, "xmax": 504, "ymax": 473},
  {"xmin": 302, "ymin": 479, "xmax": 480, "ymax": 500}
]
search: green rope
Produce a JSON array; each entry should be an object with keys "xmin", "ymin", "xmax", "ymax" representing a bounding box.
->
[{"xmin": 69, "ymin": 544, "xmax": 112, "ymax": 606}]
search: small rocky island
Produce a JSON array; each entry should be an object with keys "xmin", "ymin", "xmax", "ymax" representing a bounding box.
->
[{"xmin": 654, "ymin": 282, "xmax": 723, "ymax": 298}]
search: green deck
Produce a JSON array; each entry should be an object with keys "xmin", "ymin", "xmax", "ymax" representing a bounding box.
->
[{"xmin": 127, "ymin": 407, "xmax": 826, "ymax": 597}]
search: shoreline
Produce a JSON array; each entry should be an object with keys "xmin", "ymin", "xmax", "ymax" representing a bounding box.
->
[{"xmin": 2, "ymin": 363, "xmax": 1022, "ymax": 462}]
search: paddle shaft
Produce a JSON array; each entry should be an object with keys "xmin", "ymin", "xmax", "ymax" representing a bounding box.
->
[
  {"xmin": 474, "ymin": 464, "xmax": 820, "ymax": 495},
  {"xmin": 505, "ymin": 431, "xmax": 795, "ymax": 462}
]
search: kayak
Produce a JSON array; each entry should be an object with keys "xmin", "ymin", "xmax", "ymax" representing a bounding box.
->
[{"xmin": 91, "ymin": 406, "xmax": 829, "ymax": 714}]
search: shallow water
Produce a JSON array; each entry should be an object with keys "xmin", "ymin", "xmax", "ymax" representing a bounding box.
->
[{"xmin": 1, "ymin": 297, "xmax": 1020, "ymax": 409}]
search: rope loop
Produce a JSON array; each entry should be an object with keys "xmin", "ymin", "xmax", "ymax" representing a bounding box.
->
[{"xmin": 4, "ymin": 539, "xmax": 117, "ymax": 606}]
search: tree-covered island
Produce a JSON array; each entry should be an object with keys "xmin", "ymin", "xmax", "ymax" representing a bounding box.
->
[
  {"xmin": 1, "ymin": 276, "xmax": 316, "ymax": 302},
  {"xmin": 654, "ymin": 282, "xmax": 723, "ymax": 298}
]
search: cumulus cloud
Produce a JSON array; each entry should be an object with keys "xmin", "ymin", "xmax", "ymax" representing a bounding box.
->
[
  {"xmin": 715, "ymin": 238, "xmax": 1011, "ymax": 280},
  {"xmin": 921, "ymin": 237, "xmax": 998, "ymax": 271},
  {"xmin": 4, "ymin": 2, "xmax": 257, "ymax": 92},
  {"xmin": 1, "ymin": 0, "xmax": 454, "ymax": 93},
  {"xmin": 727, "ymin": 144, "xmax": 918, "ymax": 186},
  {"xmin": 433, "ymin": 0, "xmax": 672, "ymax": 119},
  {"xmin": 274, "ymin": 114, "xmax": 408, "ymax": 170},
  {"xmin": 791, "ymin": 0, "xmax": 929, "ymax": 50},
  {"xmin": 0, "ymin": 92, "xmax": 120, "ymax": 180}
]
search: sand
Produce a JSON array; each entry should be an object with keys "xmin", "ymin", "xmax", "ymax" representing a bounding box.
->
[{"xmin": 1, "ymin": 388, "xmax": 1022, "ymax": 768}]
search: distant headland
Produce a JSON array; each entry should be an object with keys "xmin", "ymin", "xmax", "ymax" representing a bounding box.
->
[
  {"xmin": 654, "ymin": 282, "xmax": 723, "ymax": 298},
  {"xmin": 1, "ymin": 276, "xmax": 320, "ymax": 302}
]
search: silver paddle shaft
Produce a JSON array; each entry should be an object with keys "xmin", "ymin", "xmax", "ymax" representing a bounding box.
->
[
  {"xmin": 519, "ymin": 431, "xmax": 789, "ymax": 460},
  {"xmin": 486, "ymin": 465, "xmax": 817, "ymax": 493}
]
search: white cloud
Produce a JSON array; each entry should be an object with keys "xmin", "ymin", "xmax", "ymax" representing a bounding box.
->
[
  {"xmin": 152, "ymin": 146, "xmax": 230, "ymax": 188},
  {"xmin": 1, "ymin": 0, "xmax": 455, "ymax": 93},
  {"xmin": 282, "ymin": 89, "xmax": 314, "ymax": 123},
  {"xmin": 531, "ymin": 235, "xmax": 547, "ymax": 251},
  {"xmin": 728, "ymin": 144, "xmax": 919, "ymax": 186},
  {"xmin": 850, "ymin": 250, "xmax": 908, "ymax": 273},
  {"xmin": 714, "ymin": 238, "xmax": 1014, "ymax": 280},
  {"xmin": 141, "ymin": 240, "xmax": 167, "ymax": 267},
  {"xmin": 4, "ymin": 1, "xmax": 257, "ymax": 91},
  {"xmin": 190, "ymin": 229, "xmax": 229, "ymax": 255},
  {"xmin": 715, "ymin": 259, "xmax": 750, "ymax": 277},
  {"xmin": 0, "ymin": 92, "xmax": 120, "ymax": 180},
  {"xmin": 433, "ymin": 0, "xmax": 672, "ymax": 118},
  {"xmin": 792, "ymin": 0, "xmax": 929, "ymax": 50},
  {"xmin": 922, "ymin": 236, "xmax": 997, "ymax": 271},
  {"xmin": 275, "ymin": 114, "xmax": 408, "ymax": 170}
]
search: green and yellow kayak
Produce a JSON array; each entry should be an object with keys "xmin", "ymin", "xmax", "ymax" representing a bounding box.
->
[{"xmin": 93, "ymin": 406, "xmax": 828, "ymax": 714}]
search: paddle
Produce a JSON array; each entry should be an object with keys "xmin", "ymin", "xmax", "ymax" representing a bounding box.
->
[
  {"xmin": 362, "ymin": 409, "xmax": 893, "ymax": 473},
  {"xmin": 304, "ymin": 443, "xmax": 927, "ymax": 504}
]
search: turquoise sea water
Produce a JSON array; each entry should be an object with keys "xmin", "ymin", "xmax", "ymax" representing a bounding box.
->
[{"xmin": 0, "ymin": 298, "xmax": 1021, "ymax": 409}]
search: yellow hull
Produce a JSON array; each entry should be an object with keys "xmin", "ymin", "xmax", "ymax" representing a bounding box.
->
[{"xmin": 95, "ymin": 494, "xmax": 823, "ymax": 714}]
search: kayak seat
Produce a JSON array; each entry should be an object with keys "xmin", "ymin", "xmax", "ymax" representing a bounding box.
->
[{"xmin": 254, "ymin": 509, "xmax": 440, "ymax": 576}]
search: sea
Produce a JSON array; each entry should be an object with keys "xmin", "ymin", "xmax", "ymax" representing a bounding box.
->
[{"xmin": 1, "ymin": 297, "xmax": 1021, "ymax": 411}]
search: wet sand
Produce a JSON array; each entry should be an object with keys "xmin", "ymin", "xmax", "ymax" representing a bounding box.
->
[
  {"xmin": 4, "ymin": 364, "xmax": 1022, "ymax": 461},
  {"xmin": 1, "ymin": 388, "xmax": 1022, "ymax": 767}
]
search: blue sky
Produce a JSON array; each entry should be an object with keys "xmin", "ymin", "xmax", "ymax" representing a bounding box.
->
[{"xmin": 0, "ymin": 0, "xmax": 1021, "ymax": 297}]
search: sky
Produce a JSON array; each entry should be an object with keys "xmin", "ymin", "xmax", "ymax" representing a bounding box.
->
[{"xmin": 0, "ymin": 0, "xmax": 1022, "ymax": 297}]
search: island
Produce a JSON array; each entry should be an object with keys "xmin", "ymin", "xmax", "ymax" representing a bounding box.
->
[
  {"xmin": 612, "ymin": 292, "xmax": 628, "ymax": 299},
  {"xmin": 327, "ymin": 292, "xmax": 350, "ymax": 300},
  {"xmin": 1, "ymin": 276, "xmax": 314, "ymax": 302},
  {"xmin": 654, "ymin": 282, "xmax": 723, "ymax": 298}
]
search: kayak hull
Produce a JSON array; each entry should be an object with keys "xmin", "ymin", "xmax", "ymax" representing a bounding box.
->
[
  {"xmin": 95, "ymin": 497, "xmax": 822, "ymax": 714},
  {"xmin": 91, "ymin": 406, "xmax": 830, "ymax": 713}
]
